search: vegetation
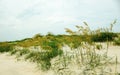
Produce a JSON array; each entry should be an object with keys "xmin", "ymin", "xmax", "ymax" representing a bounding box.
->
[
  {"xmin": 113, "ymin": 34, "xmax": 120, "ymax": 45},
  {"xmin": 91, "ymin": 32, "xmax": 118, "ymax": 42},
  {"xmin": 0, "ymin": 42, "xmax": 13, "ymax": 53},
  {"xmin": 0, "ymin": 20, "xmax": 119, "ymax": 74},
  {"xmin": 51, "ymin": 21, "xmax": 119, "ymax": 75}
]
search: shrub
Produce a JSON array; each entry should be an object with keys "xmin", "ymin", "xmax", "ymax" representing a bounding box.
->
[
  {"xmin": 0, "ymin": 43, "xmax": 13, "ymax": 53},
  {"xmin": 91, "ymin": 32, "xmax": 118, "ymax": 42}
]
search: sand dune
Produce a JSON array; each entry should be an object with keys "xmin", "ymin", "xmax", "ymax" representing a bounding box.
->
[
  {"xmin": 0, "ymin": 53, "xmax": 42, "ymax": 75},
  {"xmin": 0, "ymin": 44, "xmax": 120, "ymax": 75}
]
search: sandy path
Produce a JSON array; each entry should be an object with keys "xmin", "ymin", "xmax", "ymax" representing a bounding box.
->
[{"xmin": 0, "ymin": 53, "xmax": 41, "ymax": 75}]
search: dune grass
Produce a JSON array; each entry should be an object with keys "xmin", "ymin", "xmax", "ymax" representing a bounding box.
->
[{"xmin": 0, "ymin": 21, "xmax": 119, "ymax": 74}]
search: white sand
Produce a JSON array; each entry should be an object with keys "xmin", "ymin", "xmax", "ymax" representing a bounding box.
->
[
  {"xmin": 0, "ymin": 44, "xmax": 120, "ymax": 75},
  {"xmin": 106, "ymin": 45, "xmax": 120, "ymax": 73},
  {"xmin": 0, "ymin": 53, "xmax": 42, "ymax": 75},
  {"xmin": 96, "ymin": 43, "xmax": 120, "ymax": 73},
  {"xmin": 96, "ymin": 43, "xmax": 120, "ymax": 62}
]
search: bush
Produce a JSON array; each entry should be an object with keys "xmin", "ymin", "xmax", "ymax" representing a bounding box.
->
[
  {"xmin": 0, "ymin": 44, "xmax": 13, "ymax": 53},
  {"xmin": 91, "ymin": 32, "xmax": 118, "ymax": 42}
]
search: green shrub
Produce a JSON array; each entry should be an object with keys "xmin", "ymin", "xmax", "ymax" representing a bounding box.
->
[
  {"xmin": 0, "ymin": 44, "xmax": 13, "ymax": 53},
  {"xmin": 91, "ymin": 32, "xmax": 117, "ymax": 42}
]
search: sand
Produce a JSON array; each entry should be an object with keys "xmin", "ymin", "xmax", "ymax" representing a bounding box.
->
[
  {"xmin": 0, "ymin": 44, "xmax": 120, "ymax": 75},
  {"xmin": 96, "ymin": 43, "xmax": 120, "ymax": 62},
  {"xmin": 0, "ymin": 53, "xmax": 41, "ymax": 75},
  {"xmin": 96, "ymin": 43, "xmax": 120, "ymax": 73},
  {"xmin": 106, "ymin": 45, "xmax": 120, "ymax": 73}
]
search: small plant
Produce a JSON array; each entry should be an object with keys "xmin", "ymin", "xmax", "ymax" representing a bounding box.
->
[
  {"xmin": 96, "ymin": 44, "xmax": 102, "ymax": 50},
  {"xmin": 113, "ymin": 35, "xmax": 120, "ymax": 45}
]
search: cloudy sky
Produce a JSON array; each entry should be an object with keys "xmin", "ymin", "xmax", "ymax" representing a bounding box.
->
[{"xmin": 0, "ymin": 0, "xmax": 120, "ymax": 41}]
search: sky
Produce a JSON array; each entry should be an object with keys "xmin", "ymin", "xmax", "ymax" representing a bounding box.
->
[{"xmin": 0, "ymin": 0, "xmax": 120, "ymax": 41}]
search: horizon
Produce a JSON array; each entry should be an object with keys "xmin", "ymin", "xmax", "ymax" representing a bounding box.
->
[{"xmin": 0, "ymin": 0, "xmax": 120, "ymax": 41}]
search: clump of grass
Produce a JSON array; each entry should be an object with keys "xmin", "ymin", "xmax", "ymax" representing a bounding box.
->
[
  {"xmin": 25, "ymin": 49, "xmax": 63, "ymax": 71},
  {"xmin": 96, "ymin": 44, "xmax": 102, "ymax": 50},
  {"xmin": 16, "ymin": 49, "xmax": 30, "ymax": 57},
  {"xmin": 0, "ymin": 43, "xmax": 13, "ymax": 53},
  {"xmin": 10, "ymin": 49, "xmax": 18, "ymax": 55},
  {"xmin": 113, "ymin": 35, "xmax": 120, "ymax": 45}
]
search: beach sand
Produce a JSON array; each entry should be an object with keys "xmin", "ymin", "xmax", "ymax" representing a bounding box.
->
[
  {"xmin": 96, "ymin": 43, "xmax": 120, "ymax": 73},
  {"xmin": 0, "ymin": 44, "xmax": 120, "ymax": 75},
  {"xmin": 0, "ymin": 53, "xmax": 42, "ymax": 75}
]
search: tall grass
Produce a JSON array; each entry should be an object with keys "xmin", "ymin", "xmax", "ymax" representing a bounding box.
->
[
  {"xmin": 51, "ymin": 21, "xmax": 119, "ymax": 75},
  {"xmin": 51, "ymin": 43, "xmax": 114, "ymax": 75}
]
